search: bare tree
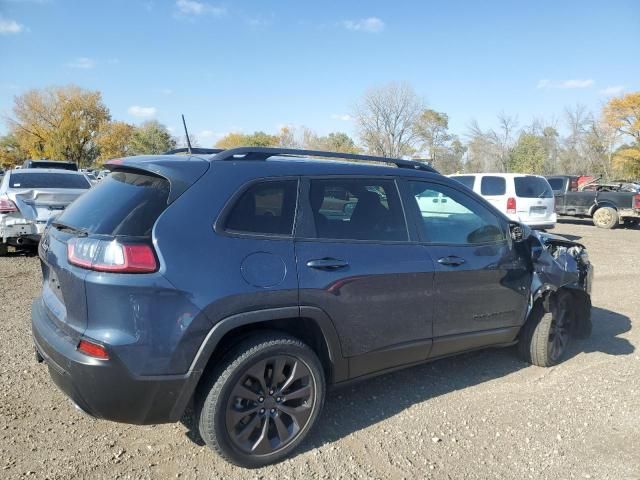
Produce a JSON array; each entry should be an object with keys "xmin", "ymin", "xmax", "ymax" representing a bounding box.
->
[
  {"xmin": 353, "ymin": 83, "xmax": 424, "ymax": 157},
  {"xmin": 465, "ymin": 114, "xmax": 518, "ymax": 172}
]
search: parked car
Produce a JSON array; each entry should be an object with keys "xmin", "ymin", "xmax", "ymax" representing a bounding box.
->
[
  {"xmin": 32, "ymin": 148, "xmax": 593, "ymax": 467},
  {"xmin": 0, "ymin": 169, "xmax": 91, "ymax": 254},
  {"xmin": 449, "ymin": 173, "xmax": 557, "ymax": 230},
  {"xmin": 545, "ymin": 175, "xmax": 640, "ymax": 228},
  {"xmin": 22, "ymin": 159, "xmax": 78, "ymax": 171}
]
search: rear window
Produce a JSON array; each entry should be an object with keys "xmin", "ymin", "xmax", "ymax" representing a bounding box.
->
[
  {"xmin": 25, "ymin": 161, "xmax": 78, "ymax": 171},
  {"xmin": 514, "ymin": 176, "xmax": 553, "ymax": 198},
  {"xmin": 56, "ymin": 171, "xmax": 169, "ymax": 236},
  {"xmin": 546, "ymin": 178, "xmax": 564, "ymax": 191},
  {"xmin": 451, "ymin": 176, "xmax": 475, "ymax": 190},
  {"xmin": 481, "ymin": 176, "xmax": 506, "ymax": 195},
  {"xmin": 9, "ymin": 173, "xmax": 90, "ymax": 189},
  {"xmin": 225, "ymin": 180, "xmax": 298, "ymax": 236}
]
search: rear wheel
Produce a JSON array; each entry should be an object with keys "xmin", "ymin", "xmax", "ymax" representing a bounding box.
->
[
  {"xmin": 0, "ymin": 243, "xmax": 8, "ymax": 256},
  {"xmin": 197, "ymin": 334, "xmax": 325, "ymax": 468},
  {"xmin": 519, "ymin": 291, "xmax": 573, "ymax": 367},
  {"xmin": 592, "ymin": 206, "xmax": 618, "ymax": 229}
]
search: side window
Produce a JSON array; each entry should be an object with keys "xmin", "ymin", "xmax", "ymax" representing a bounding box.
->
[
  {"xmin": 481, "ymin": 176, "xmax": 506, "ymax": 196},
  {"xmin": 451, "ymin": 175, "xmax": 475, "ymax": 190},
  {"xmin": 225, "ymin": 180, "xmax": 298, "ymax": 236},
  {"xmin": 309, "ymin": 178, "xmax": 407, "ymax": 241},
  {"xmin": 409, "ymin": 181, "xmax": 506, "ymax": 244},
  {"xmin": 547, "ymin": 178, "xmax": 564, "ymax": 191}
]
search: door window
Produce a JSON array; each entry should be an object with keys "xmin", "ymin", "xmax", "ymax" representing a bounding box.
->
[
  {"xmin": 409, "ymin": 181, "xmax": 506, "ymax": 244},
  {"xmin": 451, "ymin": 175, "xmax": 475, "ymax": 190},
  {"xmin": 480, "ymin": 176, "xmax": 506, "ymax": 195},
  {"xmin": 308, "ymin": 179, "xmax": 407, "ymax": 241},
  {"xmin": 225, "ymin": 180, "xmax": 298, "ymax": 235}
]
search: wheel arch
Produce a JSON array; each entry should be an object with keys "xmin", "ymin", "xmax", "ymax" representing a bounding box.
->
[{"xmin": 589, "ymin": 201, "xmax": 617, "ymax": 217}]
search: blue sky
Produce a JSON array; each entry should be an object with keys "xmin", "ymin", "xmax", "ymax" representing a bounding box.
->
[{"xmin": 1, "ymin": 0, "xmax": 638, "ymax": 145}]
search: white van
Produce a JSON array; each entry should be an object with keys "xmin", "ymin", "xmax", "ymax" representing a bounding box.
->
[{"xmin": 449, "ymin": 173, "xmax": 557, "ymax": 229}]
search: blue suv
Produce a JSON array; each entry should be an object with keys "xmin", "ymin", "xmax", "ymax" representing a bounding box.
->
[{"xmin": 32, "ymin": 147, "xmax": 593, "ymax": 467}]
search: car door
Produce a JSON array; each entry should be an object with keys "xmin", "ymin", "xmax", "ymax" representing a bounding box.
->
[
  {"xmin": 294, "ymin": 176, "xmax": 436, "ymax": 378},
  {"xmin": 403, "ymin": 179, "xmax": 530, "ymax": 357}
]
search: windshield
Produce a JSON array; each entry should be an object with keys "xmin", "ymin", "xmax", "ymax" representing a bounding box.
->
[
  {"xmin": 514, "ymin": 176, "xmax": 553, "ymax": 198},
  {"xmin": 9, "ymin": 172, "xmax": 91, "ymax": 189}
]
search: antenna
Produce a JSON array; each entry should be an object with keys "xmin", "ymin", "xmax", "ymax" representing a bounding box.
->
[{"xmin": 181, "ymin": 114, "xmax": 192, "ymax": 155}]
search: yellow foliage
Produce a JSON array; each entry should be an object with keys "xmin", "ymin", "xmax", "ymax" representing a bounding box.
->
[
  {"xmin": 603, "ymin": 91, "xmax": 640, "ymax": 142},
  {"xmin": 96, "ymin": 121, "xmax": 134, "ymax": 164}
]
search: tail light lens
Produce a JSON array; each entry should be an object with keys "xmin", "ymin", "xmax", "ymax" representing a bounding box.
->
[
  {"xmin": 506, "ymin": 197, "xmax": 517, "ymax": 214},
  {"xmin": 77, "ymin": 339, "xmax": 109, "ymax": 360},
  {"xmin": 68, "ymin": 237, "xmax": 157, "ymax": 273},
  {"xmin": 0, "ymin": 195, "xmax": 18, "ymax": 213},
  {"xmin": 634, "ymin": 194, "xmax": 640, "ymax": 209}
]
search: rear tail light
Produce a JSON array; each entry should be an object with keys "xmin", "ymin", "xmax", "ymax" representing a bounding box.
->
[
  {"xmin": 0, "ymin": 195, "xmax": 18, "ymax": 213},
  {"xmin": 506, "ymin": 197, "xmax": 517, "ymax": 214},
  {"xmin": 634, "ymin": 194, "xmax": 640, "ymax": 209},
  {"xmin": 67, "ymin": 237, "xmax": 157, "ymax": 273},
  {"xmin": 77, "ymin": 339, "xmax": 109, "ymax": 360}
]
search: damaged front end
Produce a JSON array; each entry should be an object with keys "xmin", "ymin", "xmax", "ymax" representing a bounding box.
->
[{"xmin": 523, "ymin": 227, "xmax": 594, "ymax": 338}]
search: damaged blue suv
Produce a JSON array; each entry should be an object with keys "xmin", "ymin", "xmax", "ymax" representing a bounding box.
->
[{"xmin": 32, "ymin": 147, "xmax": 593, "ymax": 467}]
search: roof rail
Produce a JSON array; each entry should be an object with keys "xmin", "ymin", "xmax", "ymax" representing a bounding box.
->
[
  {"xmin": 164, "ymin": 148, "xmax": 224, "ymax": 155},
  {"xmin": 210, "ymin": 147, "xmax": 438, "ymax": 173}
]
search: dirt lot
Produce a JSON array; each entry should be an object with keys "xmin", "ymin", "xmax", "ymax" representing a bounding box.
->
[{"xmin": 1, "ymin": 220, "xmax": 639, "ymax": 480}]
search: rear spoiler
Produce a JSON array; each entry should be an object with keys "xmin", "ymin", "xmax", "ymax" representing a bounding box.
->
[{"xmin": 104, "ymin": 155, "xmax": 210, "ymax": 203}]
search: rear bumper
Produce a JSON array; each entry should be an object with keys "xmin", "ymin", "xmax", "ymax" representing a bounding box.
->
[
  {"xmin": 0, "ymin": 220, "xmax": 42, "ymax": 243},
  {"xmin": 31, "ymin": 297, "xmax": 197, "ymax": 425}
]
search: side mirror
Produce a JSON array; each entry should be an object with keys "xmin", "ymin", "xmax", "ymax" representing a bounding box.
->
[{"xmin": 509, "ymin": 222, "xmax": 531, "ymax": 242}]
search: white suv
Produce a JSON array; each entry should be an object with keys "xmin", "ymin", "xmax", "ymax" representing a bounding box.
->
[{"xmin": 449, "ymin": 173, "xmax": 556, "ymax": 229}]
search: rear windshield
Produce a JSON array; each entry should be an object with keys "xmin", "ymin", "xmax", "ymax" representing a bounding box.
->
[
  {"xmin": 451, "ymin": 175, "xmax": 475, "ymax": 190},
  {"xmin": 481, "ymin": 176, "xmax": 506, "ymax": 195},
  {"xmin": 546, "ymin": 178, "xmax": 564, "ymax": 191},
  {"xmin": 9, "ymin": 173, "xmax": 90, "ymax": 189},
  {"xmin": 514, "ymin": 176, "xmax": 553, "ymax": 198},
  {"xmin": 56, "ymin": 171, "xmax": 170, "ymax": 236},
  {"xmin": 25, "ymin": 161, "xmax": 77, "ymax": 171}
]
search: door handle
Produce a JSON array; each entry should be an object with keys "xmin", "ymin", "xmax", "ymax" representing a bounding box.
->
[
  {"xmin": 437, "ymin": 256, "xmax": 466, "ymax": 266},
  {"xmin": 306, "ymin": 258, "xmax": 349, "ymax": 270}
]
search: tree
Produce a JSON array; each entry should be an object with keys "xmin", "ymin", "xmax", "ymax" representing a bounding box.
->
[
  {"xmin": 7, "ymin": 85, "xmax": 111, "ymax": 167},
  {"xmin": 0, "ymin": 133, "xmax": 26, "ymax": 169},
  {"xmin": 603, "ymin": 92, "xmax": 640, "ymax": 178},
  {"xmin": 303, "ymin": 130, "xmax": 360, "ymax": 154},
  {"xmin": 435, "ymin": 136, "xmax": 466, "ymax": 174},
  {"xmin": 353, "ymin": 83, "xmax": 423, "ymax": 157},
  {"xmin": 128, "ymin": 120, "xmax": 176, "ymax": 155},
  {"xmin": 215, "ymin": 131, "xmax": 279, "ymax": 149},
  {"xmin": 509, "ymin": 133, "xmax": 546, "ymax": 174},
  {"xmin": 96, "ymin": 121, "xmax": 134, "ymax": 163},
  {"xmin": 414, "ymin": 109, "xmax": 452, "ymax": 166},
  {"xmin": 466, "ymin": 113, "xmax": 518, "ymax": 172}
]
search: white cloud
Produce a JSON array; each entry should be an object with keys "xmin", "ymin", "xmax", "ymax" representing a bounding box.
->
[
  {"xmin": 128, "ymin": 105, "xmax": 157, "ymax": 118},
  {"xmin": 331, "ymin": 113, "xmax": 353, "ymax": 121},
  {"xmin": 599, "ymin": 85, "xmax": 624, "ymax": 96},
  {"xmin": 342, "ymin": 17, "xmax": 385, "ymax": 33},
  {"xmin": 537, "ymin": 78, "xmax": 594, "ymax": 89},
  {"xmin": 175, "ymin": 0, "xmax": 226, "ymax": 16},
  {"xmin": 66, "ymin": 57, "xmax": 96, "ymax": 69},
  {"xmin": 0, "ymin": 16, "xmax": 25, "ymax": 35}
]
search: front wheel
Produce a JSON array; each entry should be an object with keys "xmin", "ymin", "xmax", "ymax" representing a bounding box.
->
[
  {"xmin": 518, "ymin": 291, "xmax": 573, "ymax": 367},
  {"xmin": 197, "ymin": 334, "xmax": 325, "ymax": 468},
  {"xmin": 592, "ymin": 206, "xmax": 618, "ymax": 229}
]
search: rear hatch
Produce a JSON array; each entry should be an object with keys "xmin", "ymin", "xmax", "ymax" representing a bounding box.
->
[
  {"xmin": 38, "ymin": 155, "xmax": 210, "ymax": 339},
  {"xmin": 514, "ymin": 176, "xmax": 555, "ymax": 223}
]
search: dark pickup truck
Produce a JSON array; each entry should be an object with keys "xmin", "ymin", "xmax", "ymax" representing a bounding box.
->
[{"xmin": 546, "ymin": 175, "xmax": 640, "ymax": 229}]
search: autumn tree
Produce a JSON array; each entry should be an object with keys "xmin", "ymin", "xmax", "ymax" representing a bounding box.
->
[
  {"xmin": 354, "ymin": 83, "xmax": 423, "ymax": 157},
  {"xmin": 414, "ymin": 109, "xmax": 452, "ymax": 164},
  {"xmin": 215, "ymin": 131, "xmax": 279, "ymax": 149},
  {"xmin": 509, "ymin": 133, "xmax": 546, "ymax": 173},
  {"xmin": 0, "ymin": 133, "xmax": 26, "ymax": 169},
  {"xmin": 7, "ymin": 85, "xmax": 110, "ymax": 167},
  {"xmin": 303, "ymin": 129, "xmax": 360, "ymax": 154},
  {"xmin": 603, "ymin": 92, "xmax": 640, "ymax": 178},
  {"xmin": 96, "ymin": 121, "xmax": 134, "ymax": 163},
  {"xmin": 128, "ymin": 120, "xmax": 176, "ymax": 155}
]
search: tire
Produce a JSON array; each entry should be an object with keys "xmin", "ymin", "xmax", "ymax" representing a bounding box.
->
[
  {"xmin": 0, "ymin": 243, "xmax": 8, "ymax": 256},
  {"xmin": 197, "ymin": 333, "xmax": 325, "ymax": 468},
  {"xmin": 518, "ymin": 291, "xmax": 573, "ymax": 367},
  {"xmin": 592, "ymin": 206, "xmax": 618, "ymax": 229},
  {"xmin": 623, "ymin": 218, "xmax": 639, "ymax": 229}
]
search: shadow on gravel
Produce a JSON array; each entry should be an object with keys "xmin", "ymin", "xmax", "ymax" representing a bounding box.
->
[
  {"xmin": 180, "ymin": 307, "xmax": 634, "ymax": 453},
  {"xmin": 557, "ymin": 217, "xmax": 640, "ymax": 230}
]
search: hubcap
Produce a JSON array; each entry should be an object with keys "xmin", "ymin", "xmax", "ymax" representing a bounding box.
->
[
  {"xmin": 548, "ymin": 298, "xmax": 571, "ymax": 362},
  {"xmin": 595, "ymin": 209, "xmax": 612, "ymax": 225},
  {"xmin": 225, "ymin": 355, "xmax": 315, "ymax": 455}
]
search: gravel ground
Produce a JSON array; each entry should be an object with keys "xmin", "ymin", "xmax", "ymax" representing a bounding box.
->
[{"xmin": 1, "ymin": 220, "xmax": 639, "ymax": 480}]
